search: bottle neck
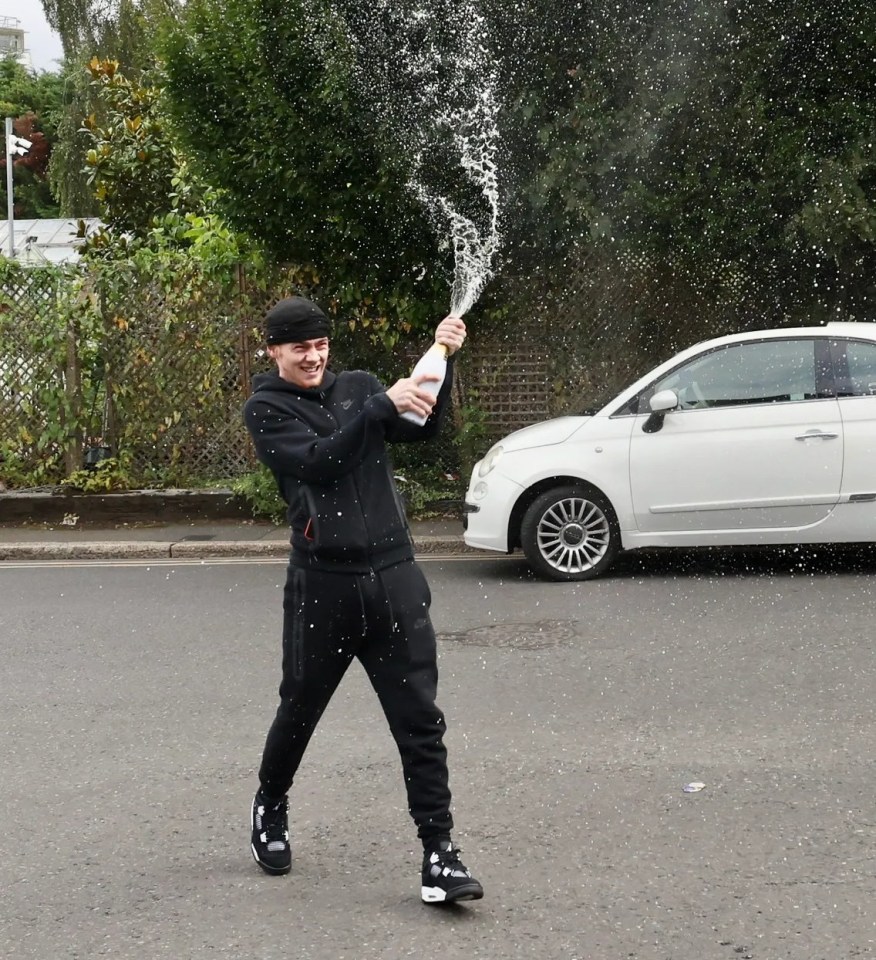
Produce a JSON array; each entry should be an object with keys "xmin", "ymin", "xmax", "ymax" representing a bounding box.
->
[{"xmin": 430, "ymin": 342, "xmax": 449, "ymax": 359}]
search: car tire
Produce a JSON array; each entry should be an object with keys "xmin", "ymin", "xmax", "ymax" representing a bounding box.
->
[{"xmin": 520, "ymin": 484, "xmax": 620, "ymax": 581}]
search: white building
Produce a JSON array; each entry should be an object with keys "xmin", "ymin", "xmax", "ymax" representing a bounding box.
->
[
  {"xmin": 0, "ymin": 218, "xmax": 104, "ymax": 264},
  {"xmin": 0, "ymin": 15, "xmax": 30, "ymax": 69}
]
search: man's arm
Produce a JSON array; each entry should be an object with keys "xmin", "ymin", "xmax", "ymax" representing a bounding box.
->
[{"xmin": 244, "ymin": 393, "xmax": 396, "ymax": 483}]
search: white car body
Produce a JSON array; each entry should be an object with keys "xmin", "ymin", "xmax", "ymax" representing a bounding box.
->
[{"xmin": 464, "ymin": 323, "xmax": 876, "ymax": 578}]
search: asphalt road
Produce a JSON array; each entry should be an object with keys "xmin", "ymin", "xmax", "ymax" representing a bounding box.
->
[{"xmin": 1, "ymin": 548, "xmax": 875, "ymax": 959}]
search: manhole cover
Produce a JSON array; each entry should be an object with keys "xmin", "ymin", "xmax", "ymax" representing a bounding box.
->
[{"xmin": 438, "ymin": 619, "xmax": 578, "ymax": 650}]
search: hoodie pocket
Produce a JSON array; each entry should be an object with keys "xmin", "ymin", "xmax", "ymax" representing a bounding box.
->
[{"xmin": 298, "ymin": 486, "xmax": 320, "ymax": 547}]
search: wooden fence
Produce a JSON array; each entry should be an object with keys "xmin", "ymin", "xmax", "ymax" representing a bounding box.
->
[{"xmin": 0, "ymin": 248, "xmax": 802, "ymax": 488}]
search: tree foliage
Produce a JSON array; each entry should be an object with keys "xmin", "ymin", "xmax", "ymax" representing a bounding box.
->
[
  {"xmin": 81, "ymin": 58, "xmax": 177, "ymax": 234},
  {"xmin": 530, "ymin": 0, "xmax": 876, "ymax": 319},
  {"xmin": 161, "ymin": 0, "xmax": 450, "ymax": 334},
  {"xmin": 76, "ymin": 59, "xmax": 262, "ymax": 276},
  {"xmin": 48, "ymin": 64, "xmax": 102, "ymax": 218},
  {"xmin": 40, "ymin": 0, "xmax": 180, "ymax": 66},
  {"xmin": 0, "ymin": 58, "xmax": 63, "ymax": 219},
  {"xmin": 38, "ymin": 0, "xmax": 876, "ymax": 325},
  {"xmin": 38, "ymin": 0, "xmax": 183, "ymax": 218}
]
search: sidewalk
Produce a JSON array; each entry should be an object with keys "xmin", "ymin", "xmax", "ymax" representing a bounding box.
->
[{"xmin": 0, "ymin": 517, "xmax": 472, "ymax": 561}]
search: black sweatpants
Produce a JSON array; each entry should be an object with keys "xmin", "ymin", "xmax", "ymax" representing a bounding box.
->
[{"xmin": 258, "ymin": 559, "xmax": 453, "ymax": 842}]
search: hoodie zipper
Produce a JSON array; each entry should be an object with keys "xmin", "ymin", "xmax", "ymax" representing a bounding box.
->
[{"xmin": 323, "ymin": 395, "xmax": 374, "ymax": 558}]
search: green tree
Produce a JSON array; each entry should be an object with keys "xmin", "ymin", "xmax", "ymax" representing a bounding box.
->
[
  {"xmin": 41, "ymin": 0, "xmax": 180, "ymax": 66},
  {"xmin": 47, "ymin": 63, "xmax": 101, "ymax": 218},
  {"xmin": 0, "ymin": 58, "xmax": 64, "ymax": 219},
  {"xmin": 481, "ymin": 0, "xmax": 604, "ymax": 265},
  {"xmin": 74, "ymin": 58, "xmax": 258, "ymax": 280},
  {"xmin": 81, "ymin": 58, "xmax": 177, "ymax": 235},
  {"xmin": 39, "ymin": 0, "xmax": 182, "ymax": 218},
  {"xmin": 532, "ymin": 0, "xmax": 876, "ymax": 320},
  {"xmin": 161, "ymin": 0, "xmax": 450, "ymax": 335}
]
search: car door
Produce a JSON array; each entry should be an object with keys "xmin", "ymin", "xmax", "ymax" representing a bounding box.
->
[
  {"xmin": 628, "ymin": 337, "xmax": 843, "ymax": 533},
  {"xmin": 831, "ymin": 337, "xmax": 876, "ymax": 509}
]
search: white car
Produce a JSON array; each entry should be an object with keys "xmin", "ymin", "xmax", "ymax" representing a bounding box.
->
[{"xmin": 463, "ymin": 322, "xmax": 876, "ymax": 580}]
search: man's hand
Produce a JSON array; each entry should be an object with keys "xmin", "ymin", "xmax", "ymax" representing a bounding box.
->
[
  {"xmin": 385, "ymin": 375, "xmax": 441, "ymax": 419},
  {"xmin": 435, "ymin": 315, "xmax": 466, "ymax": 355}
]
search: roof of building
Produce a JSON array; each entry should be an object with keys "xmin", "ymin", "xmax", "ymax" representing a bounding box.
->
[{"xmin": 0, "ymin": 218, "xmax": 104, "ymax": 265}]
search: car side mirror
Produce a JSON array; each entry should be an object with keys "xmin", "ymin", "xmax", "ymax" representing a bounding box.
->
[{"xmin": 642, "ymin": 389, "xmax": 679, "ymax": 434}]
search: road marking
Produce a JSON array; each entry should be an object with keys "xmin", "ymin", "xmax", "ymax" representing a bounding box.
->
[
  {"xmin": 0, "ymin": 555, "xmax": 518, "ymax": 571},
  {"xmin": 0, "ymin": 557, "xmax": 287, "ymax": 570}
]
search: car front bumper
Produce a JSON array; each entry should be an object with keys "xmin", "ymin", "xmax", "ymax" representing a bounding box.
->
[{"xmin": 462, "ymin": 469, "xmax": 523, "ymax": 553}]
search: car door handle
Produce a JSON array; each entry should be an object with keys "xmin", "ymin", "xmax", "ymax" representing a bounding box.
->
[{"xmin": 794, "ymin": 431, "xmax": 839, "ymax": 440}]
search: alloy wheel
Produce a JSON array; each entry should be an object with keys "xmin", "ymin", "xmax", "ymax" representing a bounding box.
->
[{"xmin": 534, "ymin": 495, "xmax": 612, "ymax": 574}]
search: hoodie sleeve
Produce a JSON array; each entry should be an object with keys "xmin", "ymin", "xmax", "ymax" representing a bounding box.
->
[
  {"xmin": 244, "ymin": 390, "xmax": 398, "ymax": 483},
  {"xmin": 382, "ymin": 355, "xmax": 455, "ymax": 444}
]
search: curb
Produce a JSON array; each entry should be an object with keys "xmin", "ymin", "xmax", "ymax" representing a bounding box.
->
[
  {"xmin": 0, "ymin": 541, "xmax": 174, "ymax": 561},
  {"xmin": 0, "ymin": 537, "xmax": 477, "ymax": 562},
  {"xmin": 0, "ymin": 489, "xmax": 250, "ymax": 526}
]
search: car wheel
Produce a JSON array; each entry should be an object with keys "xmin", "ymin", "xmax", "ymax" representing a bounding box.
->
[{"xmin": 520, "ymin": 484, "xmax": 620, "ymax": 581}]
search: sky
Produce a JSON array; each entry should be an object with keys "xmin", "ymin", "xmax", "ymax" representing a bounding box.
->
[{"xmin": 5, "ymin": 0, "xmax": 64, "ymax": 72}]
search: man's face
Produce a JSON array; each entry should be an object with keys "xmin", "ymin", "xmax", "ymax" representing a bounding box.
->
[{"xmin": 268, "ymin": 338, "xmax": 330, "ymax": 389}]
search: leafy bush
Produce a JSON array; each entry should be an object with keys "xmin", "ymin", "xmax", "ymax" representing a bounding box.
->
[
  {"xmin": 230, "ymin": 464, "xmax": 286, "ymax": 524},
  {"xmin": 392, "ymin": 464, "xmax": 464, "ymax": 519},
  {"xmin": 230, "ymin": 452, "xmax": 464, "ymax": 525},
  {"xmin": 62, "ymin": 457, "xmax": 130, "ymax": 493}
]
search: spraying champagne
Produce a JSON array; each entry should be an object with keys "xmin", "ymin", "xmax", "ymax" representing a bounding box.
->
[{"xmin": 335, "ymin": 4, "xmax": 500, "ymax": 426}]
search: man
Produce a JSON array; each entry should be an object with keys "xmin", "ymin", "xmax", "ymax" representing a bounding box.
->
[{"xmin": 243, "ymin": 296, "xmax": 483, "ymax": 904}]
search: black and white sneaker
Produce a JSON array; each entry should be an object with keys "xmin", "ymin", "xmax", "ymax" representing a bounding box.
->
[
  {"xmin": 250, "ymin": 791, "xmax": 291, "ymax": 875},
  {"xmin": 421, "ymin": 841, "xmax": 484, "ymax": 903}
]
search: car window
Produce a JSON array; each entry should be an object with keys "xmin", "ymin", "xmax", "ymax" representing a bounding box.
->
[
  {"xmin": 834, "ymin": 339, "xmax": 876, "ymax": 397},
  {"xmin": 645, "ymin": 339, "xmax": 822, "ymax": 411}
]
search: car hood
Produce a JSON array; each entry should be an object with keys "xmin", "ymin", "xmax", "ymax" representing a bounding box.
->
[{"xmin": 498, "ymin": 416, "xmax": 588, "ymax": 452}]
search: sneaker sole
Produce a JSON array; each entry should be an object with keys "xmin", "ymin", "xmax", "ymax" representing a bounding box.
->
[
  {"xmin": 421, "ymin": 882, "xmax": 484, "ymax": 903},
  {"xmin": 250, "ymin": 843, "xmax": 291, "ymax": 876}
]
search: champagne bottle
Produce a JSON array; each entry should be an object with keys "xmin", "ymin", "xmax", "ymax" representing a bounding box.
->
[{"xmin": 400, "ymin": 342, "xmax": 448, "ymax": 425}]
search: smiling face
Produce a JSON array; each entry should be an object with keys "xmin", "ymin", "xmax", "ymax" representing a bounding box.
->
[{"xmin": 267, "ymin": 337, "xmax": 330, "ymax": 389}]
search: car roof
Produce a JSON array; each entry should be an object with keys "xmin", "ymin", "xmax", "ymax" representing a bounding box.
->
[
  {"xmin": 692, "ymin": 322, "xmax": 876, "ymax": 351},
  {"xmin": 602, "ymin": 322, "xmax": 876, "ymax": 416}
]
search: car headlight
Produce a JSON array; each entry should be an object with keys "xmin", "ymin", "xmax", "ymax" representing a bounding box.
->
[{"xmin": 477, "ymin": 444, "xmax": 504, "ymax": 478}]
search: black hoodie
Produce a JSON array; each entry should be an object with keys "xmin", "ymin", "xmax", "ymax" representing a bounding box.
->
[{"xmin": 243, "ymin": 360, "xmax": 454, "ymax": 572}]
